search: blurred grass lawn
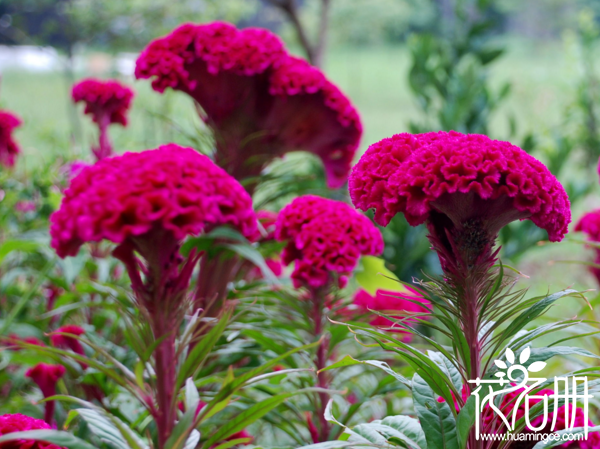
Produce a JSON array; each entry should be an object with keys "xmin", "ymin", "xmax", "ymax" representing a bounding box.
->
[{"xmin": 1, "ymin": 41, "xmax": 577, "ymax": 169}]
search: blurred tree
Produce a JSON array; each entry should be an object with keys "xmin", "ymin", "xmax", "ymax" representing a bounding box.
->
[
  {"xmin": 0, "ymin": 0, "xmax": 256, "ymax": 51},
  {"xmin": 262, "ymin": 0, "xmax": 332, "ymax": 67},
  {"xmin": 407, "ymin": 0, "xmax": 510, "ymax": 134}
]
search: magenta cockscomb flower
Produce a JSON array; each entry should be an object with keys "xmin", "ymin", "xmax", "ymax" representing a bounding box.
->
[
  {"xmin": 5, "ymin": 335, "xmax": 44, "ymax": 351},
  {"xmin": 72, "ymin": 78, "xmax": 134, "ymax": 160},
  {"xmin": 575, "ymin": 209, "xmax": 600, "ymax": 284},
  {"xmin": 25, "ymin": 364, "xmax": 66, "ymax": 424},
  {"xmin": 49, "ymin": 143, "xmax": 257, "ymax": 447},
  {"xmin": 0, "ymin": 414, "xmax": 66, "ymax": 449},
  {"xmin": 576, "ymin": 209, "xmax": 600, "ymax": 241},
  {"xmin": 135, "ymin": 22, "xmax": 362, "ymax": 190},
  {"xmin": 50, "ymin": 325, "xmax": 86, "ymax": 368},
  {"xmin": 350, "ymin": 131, "xmax": 570, "ymax": 272},
  {"xmin": 0, "ymin": 110, "xmax": 22, "ymax": 168},
  {"xmin": 275, "ymin": 195, "xmax": 383, "ymax": 289},
  {"xmin": 352, "ymin": 288, "xmax": 430, "ymax": 341},
  {"xmin": 50, "ymin": 144, "xmax": 257, "ymax": 260}
]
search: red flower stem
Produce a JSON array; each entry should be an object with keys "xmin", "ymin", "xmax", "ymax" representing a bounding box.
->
[
  {"xmin": 96, "ymin": 114, "xmax": 112, "ymax": 161},
  {"xmin": 310, "ymin": 287, "xmax": 330, "ymax": 442},
  {"xmin": 44, "ymin": 399, "xmax": 55, "ymax": 425},
  {"xmin": 153, "ymin": 319, "xmax": 176, "ymax": 449},
  {"xmin": 195, "ymin": 252, "xmax": 239, "ymax": 317},
  {"xmin": 463, "ymin": 274, "xmax": 483, "ymax": 449}
]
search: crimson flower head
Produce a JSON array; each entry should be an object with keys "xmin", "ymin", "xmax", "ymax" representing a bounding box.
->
[
  {"xmin": 352, "ymin": 288, "xmax": 430, "ymax": 341},
  {"xmin": 72, "ymin": 78, "xmax": 134, "ymax": 127},
  {"xmin": 135, "ymin": 22, "xmax": 362, "ymax": 189},
  {"xmin": 349, "ymin": 131, "xmax": 570, "ymax": 272},
  {"xmin": 0, "ymin": 110, "xmax": 22, "ymax": 168},
  {"xmin": 25, "ymin": 364, "xmax": 65, "ymax": 399},
  {"xmin": 50, "ymin": 325, "xmax": 85, "ymax": 356},
  {"xmin": 50, "ymin": 144, "xmax": 257, "ymax": 259},
  {"xmin": 575, "ymin": 209, "xmax": 600, "ymax": 284},
  {"xmin": 5, "ymin": 335, "xmax": 44, "ymax": 351},
  {"xmin": 275, "ymin": 195, "xmax": 383, "ymax": 289},
  {"xmin": 0, "ymin": 414, "xmax": 66, "ymax": 449},
  {"xmin": 576, "ymin": 209, "xmax": 600, "ymax": 241}
]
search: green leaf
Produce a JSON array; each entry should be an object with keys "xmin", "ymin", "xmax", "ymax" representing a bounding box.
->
[
  {"xmin": 75, "ymin": 409, "xmax": 134, "ymax": 449},
  {"xmin": 381, "ymin": 416, "xmax": 426, "ymax": 449},
  {"xmin": 428, "ymin": 351, "xmax": 463, "ymax": 393},
  {"xmin": 202, "ymin": 393, "xmax": 291, "ymax": 448},
  {"xmin": 355, "ymin": 256, "xmax": 401, "ymax": 294},
  {"xmin": 0, "ymin": 430, "xmax": 97, "ymax": 449},
  {"xmin": 0, "ymin": 239, "xmax": 40, "ymax": 263},
  {"xmin": 495, "ymin": 290, "xmax": 579, "ymax": 347},
  {"xmin": 223, "ymin": 243, "xmax": 277, "ymax": 284},
  {"xmin": 177, "ymin": 307, "xmax": 232, "ymax": 387},
  {"xmin": 358, "ymin": 416, "xmax": 426, "ymax": 448},
  {"xmin": 456, "ymin": 396, "xmax": 476, "ymax": 449},
  {"xmin": 412, "ymin": 373, "xmax": 458, "ymax": 449},
  {"xmin": 209, "ymin": 437, "xmax": 252, "ymax": 449},
  {"xmin": 294, "ymin": 443, "xmax": 359, "ymax": 449},
  {"xmin": 321, "ymin": 355, "xmax": 411, "ymax": 389}
]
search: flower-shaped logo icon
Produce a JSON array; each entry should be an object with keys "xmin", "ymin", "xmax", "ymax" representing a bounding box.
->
[{"xmin": 493, "ymin": 347, "xmax": 546, "ymax": 383}]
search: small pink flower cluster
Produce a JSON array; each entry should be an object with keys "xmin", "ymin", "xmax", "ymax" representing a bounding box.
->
[
  {"xmin": 352, "ymin": 288, "xmax": 430, "ymax": 341},
  {"xmin": 50, "ymin": 144, "xmax": 257, "ymax": 258},
  {"xmin": 0, "ymin": 414, "xmax": 65, "ymax": 449},
  {"xmin": 72, "ymin": 78, "xmax": 134, "ymax": 127},
  {"xmin": 275, "ymin": 195, "xmax": 383, "ymax": 289},
  {"xmin": 349, "ymin": 131, "xmax": 571, "ymax": 242},
  {"xmin": 0, "ymin": 110, "xmax": 22, "ymax": 167},
  {"xmin": 576, "ymin": 210, "xmax": 600, "ymax": 284}
]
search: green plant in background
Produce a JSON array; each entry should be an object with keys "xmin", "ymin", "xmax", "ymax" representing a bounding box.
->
[{"xmin": 407, "ymin": 0, "xmax": 509, "ymax": 135}]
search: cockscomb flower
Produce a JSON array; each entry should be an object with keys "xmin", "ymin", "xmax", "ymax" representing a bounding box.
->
[
  {"xmin": 135, "ymin": 22, "xmax": 362, "ymax": 190},
  {"xmin": 50, "ymin": 325, "xmax": 86, "ymax": 362},
  {"xmin": 352, "ymin": 287, "xmax": 430, "ymax": 341},
  {"xmin": 72, "ymin": 78, "xmax": 134, "ymax": 160},
  {"xmin": 72, "ymin": 78, "xmax": 134, "ymax": 127},
  {"xmin": 275, "ymin": 195, "xmax": 383, "ymax": 289},
  {"xmin": 0, "ymin": 110, "xmax": 22, "ymax": 167},
  {"xmin": 5, "ymin": 335, "xmax": 44, "ymax": 351},
  {"xmin": 349, "ymin": 131, "xmax": 570, "ymax": 272},
  {"xmin": 25, "ymin": 364, "xmax": 66, "ymax": 424},
  {"xmin": 0, "ymin": 414, "xmax": 66, "ymax": 448},
  {"xmin": 50, "ymin": 144, "xmax": 257, "ymax": 260},
  {"xmin": 576, "ymin": 209, "xmax": 600, "ymax": 241},
  {"xmin": 575, "ymin": 209, "xmax": 600, "ymax": 285}
]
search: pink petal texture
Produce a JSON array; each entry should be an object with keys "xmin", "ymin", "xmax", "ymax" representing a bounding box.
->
[
  {"xmin": 275, "ymin": 195, "xmax": 383, "ymax": 289},
  {"xmin": 575, "ymin": 209, "xmax": 600, "ymax": 284},
  {"xmin": 50, "ymin": 144, "xmax": 258, "ymax": 258},
  {"xmin": 0, "ymin": 413, "xmax": 66, "ymax": 448},
  {"xmin": 71, "ymin": 78, "xmax": 134, "ymax": 126},
  {"xmin": 25, "ymin": 364, "xmax": 66, "ymax": 398},
  {"xmin": 135, "ymin": 22, "xmax": 362, "ymax": 188},
  {"xmin": 352, "ymin": 288, "xmax": 430, "ymax": 341},
  {"xmin": 0, "ymin": 110, "xmax": 22, "ymax": 167},
  {"xmin": 349, "ymin": 131, "xmax": 571, "ymax": 242}
]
